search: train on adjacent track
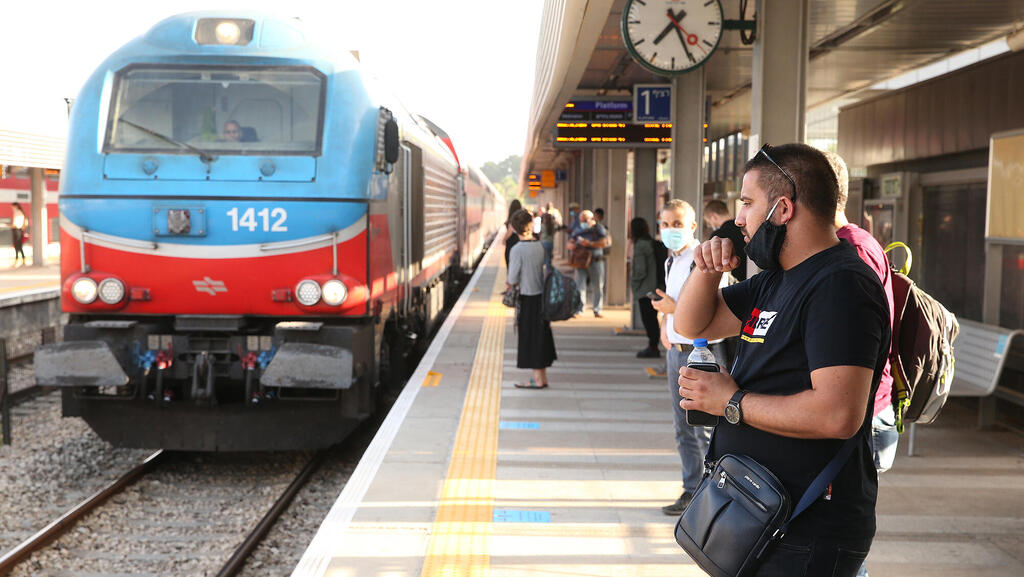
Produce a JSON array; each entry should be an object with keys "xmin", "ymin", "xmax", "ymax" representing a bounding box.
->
[{"xmin": 35, "ymin": 11, "xmax": 504, "ymax": 451}]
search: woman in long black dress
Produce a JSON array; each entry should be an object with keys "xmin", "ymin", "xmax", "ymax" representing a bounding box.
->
[{"xmin": 506, "ymin": 209, "xmax": 556, "ymax": 388}]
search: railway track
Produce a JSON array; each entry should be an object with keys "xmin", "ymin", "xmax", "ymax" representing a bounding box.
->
[{"xmin": 0, "ymin": 450, "xmax": 326, "ymax": 577}]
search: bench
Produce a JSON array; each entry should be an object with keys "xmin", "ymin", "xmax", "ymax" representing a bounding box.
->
[{"xmin": 907, "ymin": 319, "xmax": 1024, "ymax": 456}]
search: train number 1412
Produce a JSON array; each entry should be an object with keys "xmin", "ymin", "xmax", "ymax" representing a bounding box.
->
[{"xmin": 226, "ymin": 207, "xmax": 288, "ymax": 232}]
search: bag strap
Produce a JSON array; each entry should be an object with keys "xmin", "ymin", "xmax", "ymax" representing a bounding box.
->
[
  {"xmin": 783, "ymin": 435, "xmax": 859, "ymax": 529},
  {"xmin": 884, "ymin": 241, "xmax": 912, "ymax": 275}
]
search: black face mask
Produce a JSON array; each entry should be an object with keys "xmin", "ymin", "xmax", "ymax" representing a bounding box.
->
[{"xmin": 745, "ymin": 198, "xmax": 787, "ymax": 271}]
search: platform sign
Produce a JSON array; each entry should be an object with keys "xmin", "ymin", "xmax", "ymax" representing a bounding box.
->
[
  {"xmin": 540, "ymin": 170, "xmax": 556, "ymax": 188},
  {"xmin": 634, "ymin": 85, "xmax": 672, "ymax": 123},
  {"xmin": 555, "ymin": 97, "xmax": 672, "ymax": 148},
  {"xmin": 559, "ymin": 100, "xmax": 633, "ymax": 122}
]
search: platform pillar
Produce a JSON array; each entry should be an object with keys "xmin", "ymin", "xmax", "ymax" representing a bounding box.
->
[{"xmin": 29, "ymin": 167, "xmax": 46, "ymax": 267}]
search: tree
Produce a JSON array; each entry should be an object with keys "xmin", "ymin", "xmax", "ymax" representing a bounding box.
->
[{"xmin": 481, "ymin": 155, "xmax": 521, "ymax": 186}]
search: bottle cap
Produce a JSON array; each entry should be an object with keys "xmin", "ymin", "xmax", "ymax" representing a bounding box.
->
[{"xmin": 693, "ymin": 338, "xmax": 708, "ymax": 347}]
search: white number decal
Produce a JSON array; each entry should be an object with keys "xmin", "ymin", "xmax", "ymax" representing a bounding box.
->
[
  {"xmin": 239, "ymin": 208, "xmax": 258, "ymax": 231},
  {"xmin": 226, "ymin": 207, "xmax": 288, "ymax": 232},
  {"xmin": 271, "ymin": 208, "xmax": 288, "ymax": 231}
]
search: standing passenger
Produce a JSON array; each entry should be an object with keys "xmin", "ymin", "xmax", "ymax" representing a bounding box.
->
[
  {"xmin": 675, "ymin": 143, "xmax": 890, "ymax": 575},
  {"xmin": 568, "ymin": 210, "xmax": 608, "ymax": 318},
  {"xmin": 10, "ymin": 202, "xmax": 27, "ymax": 267},
  {"xmin": 507, "ymin": 209, "xmax": 556, "ymax": 389},
  {"xmin": 824, "ymin": 151, "xmax": 897, "ymax": 577},
  {"xmin": 539, "ymin": 212, "xmax": 556, "ymax": 273},
  {"xmin": 503, "ymin": 199, "xmax": 523, "ymax": 270},
  {"xmin": 652, "ymin": 199, "xmax": 728, "ymax": 515},
  {"xmin": 630, "ymin": 217, "xmax": 660, "ymax": 358}
]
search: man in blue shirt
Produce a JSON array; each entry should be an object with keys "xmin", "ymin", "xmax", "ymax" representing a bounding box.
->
[{"xmin": 569, "ymin": 210, "xmax": 608, "ymax": 317}]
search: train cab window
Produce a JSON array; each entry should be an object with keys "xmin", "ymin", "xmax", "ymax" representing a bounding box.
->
[{"xmin": 104, "ymin": 65, "xmax": 325, "ymax": 156}]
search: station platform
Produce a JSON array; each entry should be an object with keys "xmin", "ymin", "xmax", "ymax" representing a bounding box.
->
[
  {"xmin": 0, "ymin": 258, "xmax": 59, "ymax": 304},
  {"xmin": 291, "ymin": 245, "xmax": 1024, "ymax": 577}
]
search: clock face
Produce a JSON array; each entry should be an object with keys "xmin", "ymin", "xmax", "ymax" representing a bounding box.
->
[{"xmin": 622, "ymin": 0, "xmax": 724, "ymax": 75}]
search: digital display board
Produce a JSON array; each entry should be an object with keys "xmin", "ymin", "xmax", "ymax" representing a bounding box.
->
[
  {"xmin": 554, "ymin": 99, "xmax": 672, "ymax": 148},
  {"xmin": 554, "ymin": 122, "xmax": 673, "ymax": 147}
]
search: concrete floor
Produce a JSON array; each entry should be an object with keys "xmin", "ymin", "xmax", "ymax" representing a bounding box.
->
[{"xmin": 296, "ymin": 250, "xmax": 1024, "ymax": 577}]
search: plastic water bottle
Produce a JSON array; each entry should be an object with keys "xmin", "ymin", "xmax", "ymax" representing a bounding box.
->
[{"xmin": 685, "ymin": 338, "xmax": 720, "ymax": 427}]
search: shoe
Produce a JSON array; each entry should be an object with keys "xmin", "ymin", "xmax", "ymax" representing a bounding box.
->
[
  {"xmin": 514, "ymin": 378, "xmax": 548, "ymax": 389},
  {"xmin": 593, "ymin": 312, "xmax": 604, "ymax": 318},
  {"xmin": 636, "ymin": 347, "xmax": 660, "ymax": 358},
  {"xmin": 661, "ymin": 492, "xmax": 693, "ymax": 515}
]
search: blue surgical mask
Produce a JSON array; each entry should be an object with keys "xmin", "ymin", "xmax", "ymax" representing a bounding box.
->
[
  {"xmin": 661, "ymin": 228, "xmax": 687, "ymax": 252},
  {"xmin": 580, "ymin": 222, "xmax": 591, "ymax": 230}
]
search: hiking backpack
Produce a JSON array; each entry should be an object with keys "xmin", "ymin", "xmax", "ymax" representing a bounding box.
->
[
  {"xmin": 541, "ymin": 270, "xmax": 583, "ymax": 322},
  {"xmin": 884, "ymin": 242, "xmax": 960, "ymax": 432}
]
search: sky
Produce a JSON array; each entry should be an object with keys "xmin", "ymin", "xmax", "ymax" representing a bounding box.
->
[{"xmin": 0, "ymin": 1, "xmax": 545, "ymax": 166}]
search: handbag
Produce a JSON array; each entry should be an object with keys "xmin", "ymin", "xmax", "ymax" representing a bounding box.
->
[
  {"xmin": 675, "ymin": 434, "xmax": 859, "ymax": 577},
  {"xmin": 501, "ymin": 286, "xmax": 519, "ymax": 308},
  {"xmin": 568, "ymin": 245, "xmax": 592, "ymax": 269}
]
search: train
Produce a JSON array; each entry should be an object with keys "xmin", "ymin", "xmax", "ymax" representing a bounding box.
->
[{"xmin": 35, "ymin": 11, "xmax": 504, "ymax": 451}]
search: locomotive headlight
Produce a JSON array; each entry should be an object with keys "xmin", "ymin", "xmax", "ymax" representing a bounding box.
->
[
  {"xmin": 321, "ymin": 280, "xmax": 348, "ymax": 306},
  {"xmin": 72, "ymin": 277, "xmax": 98, "ymax": 304},
  {"xmin": 98, "ymin": 278, "xmax": 126, "ymax": 304},
  {"xmin": 295, "ymin": 280, "xmax": 322, "ymax": 306},
  {"xmin": 215, "ymin": 21, "xmax": 241, "ymax": 44}
]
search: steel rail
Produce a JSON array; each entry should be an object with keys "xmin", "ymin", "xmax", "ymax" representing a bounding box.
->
[
  {"xmin": 0, "ymin": 449, "xmax": 166, "ymax": 575},
  {"xmin": 216, "ymin": 450, "xmax": 328, "ymax": 577}
]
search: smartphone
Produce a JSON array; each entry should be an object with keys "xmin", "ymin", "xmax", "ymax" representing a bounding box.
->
[
  {"xmin": 646, "ymin": 291, "xmax": 662, "ymax": 301},
  {"xmin": 685, "ymin": 362, "xmax": 721, "ymax": 427}
]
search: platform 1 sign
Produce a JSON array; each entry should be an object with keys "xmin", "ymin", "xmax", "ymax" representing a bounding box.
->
[{"xmin": 634, "ymin": 85, "xmax": 672, "ymax": 123}]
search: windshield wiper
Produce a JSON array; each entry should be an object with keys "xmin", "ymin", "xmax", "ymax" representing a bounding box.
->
[{"xmin": 117, "ymin": 117, "xmax": 215, "ymax": 163}]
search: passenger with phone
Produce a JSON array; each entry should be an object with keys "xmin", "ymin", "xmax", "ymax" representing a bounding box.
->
[
  {"xmin": 630, "ymin": 217, "xmax": 661, "ymax": 358},
  {"xmin": 653, "ymin": 199, "xmax": 730, "ymax": 516}
]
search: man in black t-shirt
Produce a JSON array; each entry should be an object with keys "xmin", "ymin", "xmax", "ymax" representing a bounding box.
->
[
  {"xmin": 673, "ymin": 143, "xmax": 890, "ymax": 577},
  {"xmin": 703, "ymin": 200, "xmax": 747, "ymax": 281}
]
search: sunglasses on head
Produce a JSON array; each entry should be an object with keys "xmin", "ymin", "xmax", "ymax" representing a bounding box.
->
[{"xmin": 755, "ymin": 144, "xmax": 797, "ymax": 200}]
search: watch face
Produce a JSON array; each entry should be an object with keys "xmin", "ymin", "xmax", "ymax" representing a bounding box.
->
[
  {"xmin": 622, "ymin": 0, "xmax": 724, "ymax": 75},
  {"xmin": 724, "ymin": 403, "xmax": 741, "ymax": 424}
]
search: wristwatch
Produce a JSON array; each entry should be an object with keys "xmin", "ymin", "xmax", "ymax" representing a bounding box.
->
[{"xmin": 724, "ymin": 390, "xmax": 748, "ymax": 425}]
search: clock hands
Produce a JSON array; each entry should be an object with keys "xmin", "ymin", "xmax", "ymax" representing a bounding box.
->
[
  {"xmin": 666, "ymin": 9, "xmax": 698, "ymax": 63},
  {"xmin": 652, "ymin": 8, "xmax": 686, "ymax": 45}
]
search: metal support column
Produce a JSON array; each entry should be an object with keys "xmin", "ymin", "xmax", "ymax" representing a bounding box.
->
[
  {"xmin": 670, "ymin": 68, "xmax": 707, "ymax": 228},
  {"xmin": 750, "ymin": 0, "xmax": 809, "ymax": 147},
  {"xmin": 606, "ymin": 149, "xmax": 628, "ymax": 307},
  {"xmin": 29, "ymin": 167, "xmax": 46, "ymax": 266}
]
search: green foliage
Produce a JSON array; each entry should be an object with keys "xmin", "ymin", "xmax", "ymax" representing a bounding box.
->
[
  {"xmin": 481, "ymin": 155, "xmax": 521, "ymax": 185},
  {"xmin": 494, "ymin": 175, "xmax": 519, "ymax": 201}
]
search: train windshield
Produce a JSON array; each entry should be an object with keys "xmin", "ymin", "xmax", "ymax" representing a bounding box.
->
[{"xmin": 104, "ymin": 65, "xmax": 325, "ymax": 156}]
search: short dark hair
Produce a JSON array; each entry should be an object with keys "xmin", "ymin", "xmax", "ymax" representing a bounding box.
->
[
  {"xmin": 704, "ymin": 200, "xmax": 729, "ymax": 216},
  {"xmin": 822, "ymin": 150, "xmax": 849, "ymax": 213},
  {"xmin": 594, "ymin": 208, "xmax": 605, "ymax": 219},
  {"xmin": 509, "ymin": 208, "xmax": 533, "ymax": 234},
  {"xmin": 743, "ymin": 143, "xmax": 838, "ymax": 224}
]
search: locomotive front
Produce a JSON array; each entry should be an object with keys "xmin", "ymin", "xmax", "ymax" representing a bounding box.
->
[{"xmin": 35, "ymin": 13, "xmax": 399, "ymax": 450}]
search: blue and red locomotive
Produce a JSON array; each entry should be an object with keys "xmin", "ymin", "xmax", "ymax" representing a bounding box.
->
[{"xmin": 36, "ymin": 12, "xmax": 503, "ymax": 450}]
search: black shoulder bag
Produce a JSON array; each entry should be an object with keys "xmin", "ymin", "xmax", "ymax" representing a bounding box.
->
[{"xmin": 674, "ymin": 432, "xmax": 859, "ymax": 577}]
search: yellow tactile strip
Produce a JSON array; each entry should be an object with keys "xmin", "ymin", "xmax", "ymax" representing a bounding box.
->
[{"xmin": 419, "ymin": 268, "xmax": 507, "ymax": 577}]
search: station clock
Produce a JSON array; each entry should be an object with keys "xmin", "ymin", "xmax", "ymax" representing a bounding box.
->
[{"xmin": 622, "ymin": 0, "xmax": 724, "ymax": 75}]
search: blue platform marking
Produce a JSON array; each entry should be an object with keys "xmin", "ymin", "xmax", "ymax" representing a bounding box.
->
[
  {"xmin": 499, "ymin": 421, "xmax": 540, "ymax": 430},
  {"xmin": 493, "ymin": 509, "xmax": 551, "ymax": 523}
]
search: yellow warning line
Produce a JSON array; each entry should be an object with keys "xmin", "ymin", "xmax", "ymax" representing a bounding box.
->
[{"xmin": 420, "ymin": 265, "xmax": 507, "ymax": 577}]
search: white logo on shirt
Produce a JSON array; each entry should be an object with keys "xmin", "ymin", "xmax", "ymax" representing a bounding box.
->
[{"xmin": 751, "ymin": 311, "xmax": 777, "ymax": 336}]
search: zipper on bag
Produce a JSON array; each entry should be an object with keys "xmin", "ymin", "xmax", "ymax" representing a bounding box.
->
[{"xmin": 719, "ymin": 470, "xmax": 769, "ymax": 513}]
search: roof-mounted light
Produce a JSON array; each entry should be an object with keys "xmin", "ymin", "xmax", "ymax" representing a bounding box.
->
[{"xmin": 195, "ymin": 19, "xmax": 254, "ymax": 46}]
